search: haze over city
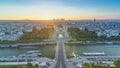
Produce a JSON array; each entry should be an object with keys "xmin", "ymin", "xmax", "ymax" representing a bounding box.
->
[
  {"xmin": 0, "ymin": 0, "xmax": 120, "ymax": 20},
  {"xmin": 1, "ymin": 0, "xmax": 120, "ymax": 68}
]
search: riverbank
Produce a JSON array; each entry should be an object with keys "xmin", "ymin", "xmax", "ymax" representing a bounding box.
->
[
  {"xmin": 1, "ymin": 40, "xmax": 120, "ymax": 48},
  {"xmin": 0, "ymin": 42, "xmax": 56, "ymax": 48},
  {"xmin": 66, "ymin": 41, "xmax": 120, "ymax": 45},
  {"xmin": 0, "ymin": 57, "xmax": 56, "ymax": 68},
  {"xmin": 67, "ymin": 55, "xmax": 118, "ymax": 68}
]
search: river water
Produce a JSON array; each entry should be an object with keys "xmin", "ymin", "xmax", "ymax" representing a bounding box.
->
[
  {"xmin": 66, "ymin": 44, "xmax": 120, "ymax": 58},
  {"xmin": 0, "ymin": 44, "xmax": 120, "ymax": 59},
  {"xmin": 0, "ymin": 45, "xmax": 56, "ymax": 59}
]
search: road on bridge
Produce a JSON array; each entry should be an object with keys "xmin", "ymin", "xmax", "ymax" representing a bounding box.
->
[
  {"xmin": 54, "ymin": 25, "xmax": 68, "ymax": 68},
  {"xmin": 55, "ymin": 40, "xmax": 67, "ymax": 68}
]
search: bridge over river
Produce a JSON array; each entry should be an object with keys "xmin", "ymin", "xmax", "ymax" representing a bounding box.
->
[{"xmin": 53, "ymin": 24, "xmax": 70, "ymax": 68}]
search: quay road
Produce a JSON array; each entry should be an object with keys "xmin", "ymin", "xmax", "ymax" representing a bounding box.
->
[{"xmin": 0, "ymin": 42, "xmax": 55, "ymax": 48}]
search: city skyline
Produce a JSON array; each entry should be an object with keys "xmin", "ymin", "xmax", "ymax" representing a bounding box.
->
[{"xmin": 0, "ymin": 0, "xmax": 120, "ymax": 20}]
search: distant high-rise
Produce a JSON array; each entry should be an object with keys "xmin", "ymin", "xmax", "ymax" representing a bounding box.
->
[{"xmin": 94, "ymin": 19, "xmax": 96, "ymax": 22}]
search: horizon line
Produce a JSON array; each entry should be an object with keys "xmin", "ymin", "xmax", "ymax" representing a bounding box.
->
[{"xmin": 0, "ymin": 18, "xmax": 120, "ymax": 20}]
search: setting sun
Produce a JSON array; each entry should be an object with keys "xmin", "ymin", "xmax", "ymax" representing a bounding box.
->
[{"xmin": 43, "ymin": 15, "xmax": 54, "ymax": 20}]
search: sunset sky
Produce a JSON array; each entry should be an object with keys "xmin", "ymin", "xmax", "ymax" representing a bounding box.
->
[{"xmin": 0, "ymin": 0, "xmax": 120, "ymax": 20}]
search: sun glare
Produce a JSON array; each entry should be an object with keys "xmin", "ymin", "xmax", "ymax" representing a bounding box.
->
[{"xmin": 43, "ymin": 15, "xmax": 54, "ymax": 20}]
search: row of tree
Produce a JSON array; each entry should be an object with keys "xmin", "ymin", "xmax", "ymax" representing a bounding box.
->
[
  {"xmin": 20, "ymin": 27, "xmax": 54, "ymax": 42},
  {"xmin": 0, "ymin": 62, "xmax": 38, "ymax": 68},
  {"xmin": 68, "ymin": 27, "xmax": 120, "ymax": 41},
  {"xmin": 0, "ymin": 27, "xmax": 54, "ymax": 44},
  {"xmin": 68, "ymin": 27, "xmax": 98, "ymax": 41}
]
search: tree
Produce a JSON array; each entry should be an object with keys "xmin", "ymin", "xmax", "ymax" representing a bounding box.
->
[
  {"xmin": 32, "ymin": 26, "xmax": 39, "ymax": 33},
  {"xmin": 85, "ymin": 28, "xmax": 88, "ymax": 31},
  {"xmin": 10, "ymin": 65, "xmax": 18, "ymax": 68},
  {"xmin": 114, "ymin": 59, "xmax": 120, "ymax": 68},
  {"xmin": 82, "ymin": 62, "xmax": 92, "ymax": 68},
  {"xmin": 34, "ymin": 64, "xmax": 39, "ymax": 68},
  {"xmin": 27, "ymin": 62, "xmax": 33, "ymax": 68},
  {"xmin": 58, "ymin": 24, "xmax": 63, "ymax": 28}
]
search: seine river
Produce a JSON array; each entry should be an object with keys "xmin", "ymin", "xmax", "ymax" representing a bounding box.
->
[
  {"xmin": 0, "ymin": 44, "xmax": 120, "ymax": 59},
  {"xmin": 0, "ymin": 45, "xmax": 56, "ymax": 59},
  {"xmin": 66, "ymin": 44, "xmax": 120, "ymax": 58}
]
